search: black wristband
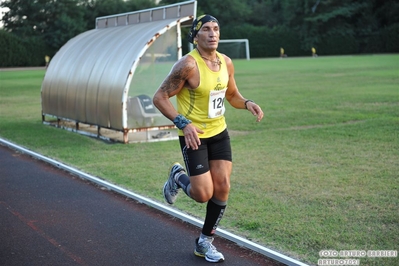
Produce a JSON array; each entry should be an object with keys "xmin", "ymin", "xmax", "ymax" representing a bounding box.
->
[
  {"xmin": 173, "ymin": 114, "xmax": 192, "ymax": 130},
  {"xmin": 245, "ymin": 100, "xmax": 254, "ymax": 109}
]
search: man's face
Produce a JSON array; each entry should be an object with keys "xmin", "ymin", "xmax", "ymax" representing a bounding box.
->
[{"xmin": 195, "ymin": 21, "xmax": 220, "ymax": 50}]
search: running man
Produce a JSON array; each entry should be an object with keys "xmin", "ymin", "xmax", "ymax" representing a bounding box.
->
[{"xmin": 153, "ymin": 14, "xmax": 263, "ymax": 263}]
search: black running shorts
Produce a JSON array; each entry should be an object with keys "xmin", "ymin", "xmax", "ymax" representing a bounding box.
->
[{"xmin": 179, "ymin": 129, "xmax": 232, "ymax": 176}]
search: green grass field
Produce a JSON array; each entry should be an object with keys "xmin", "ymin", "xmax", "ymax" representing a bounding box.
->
[{"xmin": 1, "ymin": 55, "xmax": 398, "ymax": 266}]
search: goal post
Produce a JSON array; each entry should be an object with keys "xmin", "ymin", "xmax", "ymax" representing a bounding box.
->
[{"xmin": 218, "ymin": 39, "xmax": 250, "ymax": 60}]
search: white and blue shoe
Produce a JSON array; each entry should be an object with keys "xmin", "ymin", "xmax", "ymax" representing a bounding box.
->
[
  {"xmin": 163, "ymin": 162, "xmax": 185, "ymax": 204},
  {"xmin": 194, "ymin": 237, "xmax": 225, "ymax": 263}
]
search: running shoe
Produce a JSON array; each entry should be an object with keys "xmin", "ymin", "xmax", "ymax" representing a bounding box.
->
[
  {"xmin": 194, "ymin": 237, "xmax": 225, "ymax": 263},
  {"xmin": 163, "ymin": 162, "xmax": 184, "ymax": 204}
]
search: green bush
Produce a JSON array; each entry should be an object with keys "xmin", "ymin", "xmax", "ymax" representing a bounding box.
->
[
  {"xmin": 223, "ymin": 24, "xmax": 307, "ymax": 58},
  {"xmin": 0, "ymin": 30, "xmax": 49, "ymax": 67},
  {"xmin": 318, "ymin": 34, "xmax": 358, "ymax": 55},
  {"xmin": 0, "ymin": 30, "xmax": 27, "ymax": 67},
  {"xmin": 382, "ymin": 23, "xmax": 399, "ymax": 53},
  {"xmin": 221, "ymin": 23, "xmax": 397, "ymax": 58},
  {"xmin": 362, "ymin": 32, "xmax": 384, "ymax": 53},
  {"xmin": 22, "ymin": 37, "xmax": 49, "ymax": 66}
]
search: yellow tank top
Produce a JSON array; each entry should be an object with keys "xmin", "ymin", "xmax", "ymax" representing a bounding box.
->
[{"xmin": 177, "ymin": 49, "xmax": 229, "ymax": 138}]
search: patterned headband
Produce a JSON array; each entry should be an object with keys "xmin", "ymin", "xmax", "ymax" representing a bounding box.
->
[{"xmin": 188, "ymin": 14, "xmax": 219, "ymax": 44}]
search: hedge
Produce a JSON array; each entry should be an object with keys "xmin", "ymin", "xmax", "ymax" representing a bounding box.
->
[
  {"xmin": 0, "ymin": 30, "xmax": 49, "ymax": 67},
  {"xmin": 222, "ymin": 23, "xmax": 399, "ymax": 58},
  {"xmin": 1, "ymin": 23, "xmax": 398, "ymax": 67}
]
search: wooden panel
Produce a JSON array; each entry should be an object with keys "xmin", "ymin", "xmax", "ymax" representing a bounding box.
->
[
  {"xmin": 117, "ymin": 15, "xmax": 127, "ymax": 26},
  {"xmin": 140, "ymin": 11, "xmax": 151, "ymax": 23},
  {"xmin": 107, "ymin": 17, "xmax": 117, "ymax": 27},
  {"xmin": 152, "ymin": 9, "xmax": 164, "ymax": 21},
  {"xmin": 181, "ymin": 3, "xmax": 194, "ymax": 17},
  {"xmin": 97, "ymin": 19, "xmax": 106, "ymax": 29},
  {"xmin": 165, "ymin": 6, "xmax": 178, "ymax": 19},
  {"xmin": 128, "ymin": 14, "xmax": 139, "ymax": 25}
]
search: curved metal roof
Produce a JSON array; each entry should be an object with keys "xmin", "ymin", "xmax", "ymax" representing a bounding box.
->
[{"xmin": 41, "ymin": 1, "xmax": 196, "ymax": 133}]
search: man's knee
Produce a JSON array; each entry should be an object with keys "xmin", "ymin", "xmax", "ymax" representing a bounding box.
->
[
  {"xmin": 193, "ymin": 189, "xmax": 213, "ymax": 203},
  {"xmin": 213, "ymin": 183, "xmax": 230, "ymax": 201},
  {"xmin": 215, "ymin": 176, "xmax": 230, "ymax": 193}
]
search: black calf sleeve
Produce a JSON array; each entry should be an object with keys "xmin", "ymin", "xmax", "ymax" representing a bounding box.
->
[{"xmin": 202, "ymin": 198, "xmax": 227, "ymax": 236}]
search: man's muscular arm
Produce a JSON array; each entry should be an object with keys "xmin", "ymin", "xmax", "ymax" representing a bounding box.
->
[
  {"xmin": 153, "ymin": 56, "xmax": 203, "ymax": 150},
  {"xmin": 153, "ymin": 57, "xmax": 195, "ymax": 121}
]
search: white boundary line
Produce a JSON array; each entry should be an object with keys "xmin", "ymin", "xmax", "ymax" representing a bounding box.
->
[{"xmin": 0, "ymin": 138, "xmax": 308, "ymax": 266}]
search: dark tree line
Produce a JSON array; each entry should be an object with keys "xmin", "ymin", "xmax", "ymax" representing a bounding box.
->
[
  {"xmin": 1, "ymin": 0, "xmax": 398, "ymax": 67},
  {"xmin": 0, "ymin": 0, "xmax": 158, "ymax": 66}
]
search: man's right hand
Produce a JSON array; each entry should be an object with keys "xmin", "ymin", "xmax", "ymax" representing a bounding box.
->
[{"xmin": 183, "ymin": 124, "xmax": 204, "ymax": 150}]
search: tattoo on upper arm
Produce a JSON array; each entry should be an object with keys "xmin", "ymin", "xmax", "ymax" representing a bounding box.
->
[{"xmin": 160, "ymin": 62, "xmax": 194, "ymax": 95}]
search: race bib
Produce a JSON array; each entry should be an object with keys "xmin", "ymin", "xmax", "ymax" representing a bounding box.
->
[{"xmin": 208, "ymin": 88, "xmax": 227, "ymax": 118}]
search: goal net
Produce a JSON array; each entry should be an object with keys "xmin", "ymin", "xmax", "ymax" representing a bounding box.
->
[{"xmin": 217, "ymin": 39, "xmax": 250, "ymax": 60}]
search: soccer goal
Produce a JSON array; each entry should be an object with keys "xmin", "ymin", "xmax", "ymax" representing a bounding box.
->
[{"xmin": 218, "ymin": 39, "xmax": 250, "ymax": 60}]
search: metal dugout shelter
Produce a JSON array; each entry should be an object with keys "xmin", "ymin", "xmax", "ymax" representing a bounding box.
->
[{"xmin": 41, "ymin": 1, "xmax": 197, "ymax": 143}]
